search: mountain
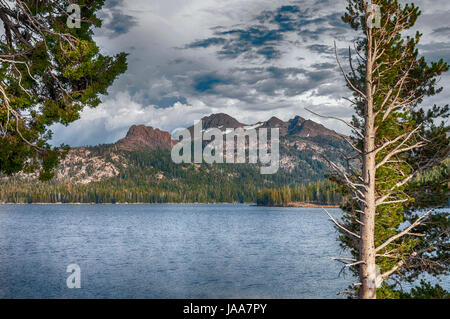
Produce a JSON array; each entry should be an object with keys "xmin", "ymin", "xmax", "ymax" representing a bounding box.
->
[
  {"xmin": 200, "ymin": 113, "xmax": 245, "ymax": 130},
  {"xmin": 0, "ymin": 113, "xmax": 352, "ymax": 203},
  {"xmin": 116, "ymin": 125, "xmax": 176, "ymax": 151},
  {"xmin": 190, "ymin": 113, "xmax": 342, "ymax": 139}
]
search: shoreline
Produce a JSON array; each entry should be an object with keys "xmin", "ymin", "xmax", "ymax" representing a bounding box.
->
[
  {"xmin": 256, "ymin": 202, "xmax": 341, "ymax": 208},
  {"xmin": 0, "ymin": 202, "xmax": 252, "ymax": 205},
  {"xmin": 0, "ymin": 202, "xmax": 340, "ymax": 207}
]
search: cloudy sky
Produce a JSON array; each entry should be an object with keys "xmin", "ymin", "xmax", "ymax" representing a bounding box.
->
[{"xmin": 50, "ymin": 0, "xmax": 450, "ymax": 146}]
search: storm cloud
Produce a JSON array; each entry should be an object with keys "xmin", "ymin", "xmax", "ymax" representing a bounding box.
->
[{"xmin": 50, "ymin": 0, "xmax": 450, "ymax": 147}]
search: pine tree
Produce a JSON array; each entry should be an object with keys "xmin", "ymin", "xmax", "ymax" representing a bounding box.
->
[
  {"xmin": 0, "ymin": 1, "xmax": 127, "ymax": 180},
  {"xmin": 309, "ymin": 0, "xmax": 449, "ymax": 298}
]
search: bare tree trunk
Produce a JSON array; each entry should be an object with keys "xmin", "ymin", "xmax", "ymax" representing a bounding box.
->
[{"xmin": 359, "ymin": 26, "xmax": 377, "ymax": 299}]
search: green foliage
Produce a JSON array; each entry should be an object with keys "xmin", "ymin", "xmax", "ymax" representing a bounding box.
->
[
  {"xmin": 338, "ymin": 0, "xmax": 449, "ymax": 297},
  {"xmin": 0, "ymin": 1, "xmax": 127, "ymax": 180},
  {"xmin": 0, "ymin": 148, "xmax": 338, "ymax": 204},
  {"xmin": 408, "ymin": 280, "xmax": 449, "ymax": 299},
  {"xmin": 256, "ymin": 181, "xmax": 343, "ymax": 206},
  {"xmin": 377, "ymin": 280, "xmax": 449, "ymax": 299}
]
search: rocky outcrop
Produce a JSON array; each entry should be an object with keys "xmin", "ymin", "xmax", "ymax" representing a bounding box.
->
[
  {"xmin": 201, "ymin": 113, "xmax": 246, "ymax": 130},
  {"xmin": 115, "ymin": 125, "xmax": 176, "ymax": 151}
]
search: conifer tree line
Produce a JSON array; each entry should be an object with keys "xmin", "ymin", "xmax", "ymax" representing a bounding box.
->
[
  {"xmin": 0, "ymin": 175, "xmax": 342, "ymax": 204},
  {"xmin": 0, "ymin": 149, "xmax": 343, "ymax": 203},
  {"xmin": 256, "ymin": 181, "xmax": 343, "ymax": 206}
]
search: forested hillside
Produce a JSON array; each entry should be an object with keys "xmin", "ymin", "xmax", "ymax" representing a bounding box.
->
[
  {"xmin": 0, "ymin": 113, "xmax": 355, "ymax": 204},
  {"xmin": 1, "ymin": 114, "xmax": 446, "ymax": 205},
  {"xmin": 0, "ymin": 149, "xmax": 338, "ymax": 203},
  {"xmin": 256, "ymin": 180, "xmax": 343, "ymax": 206}
]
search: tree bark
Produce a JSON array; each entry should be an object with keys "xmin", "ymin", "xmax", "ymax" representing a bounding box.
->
[{"xmin": 359, "ymin": 25, "xmax": 377, "ymax": 299}]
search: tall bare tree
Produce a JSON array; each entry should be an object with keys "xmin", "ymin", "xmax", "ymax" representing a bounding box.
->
[{"xmin": 309, "ymin": 0, "xmax": 449, "ymax": 299}]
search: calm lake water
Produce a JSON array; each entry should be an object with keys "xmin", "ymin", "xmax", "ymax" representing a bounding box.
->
[{"xmin": 0, "ymin": 204, "xmax": 357, "ymax": 298}]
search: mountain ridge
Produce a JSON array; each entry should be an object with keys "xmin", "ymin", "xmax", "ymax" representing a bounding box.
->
[
  {"xmin": 1, "ymin": 112, "xmax": 352, "ymax": 191},
  {"xmin": 105, "ymin": 112, "xmax": 345, "ymax": 154},
  {"xmin": 185, "ymin": 113, "xmax": 343, "ymax": 140}
]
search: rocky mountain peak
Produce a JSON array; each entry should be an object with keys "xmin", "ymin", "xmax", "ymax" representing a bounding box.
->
[
  {"xmin": 265, "ymin": 116, "xmax": 284, "ymax": 126},
  {"xmin": 201, "ymin": 113, "xmax": 246, "ymax": 130},
  {"xmin": 116, "ymin": 125, "xmax": 176, "ymax": 151}
]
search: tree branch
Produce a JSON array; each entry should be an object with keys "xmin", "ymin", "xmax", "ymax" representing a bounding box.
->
[
  {"xmin": 334, "ymin": 41, "xmax": 367, "ymax": 99},
  {"xmin": 323, "ymin": 208, "xmax": 361, "ymax": 239},
  {"xmin": 305, "ymin": 107, "xmax": 364, "ymax": 139},
  {"xmin": 375, "ymin": 210, "xmax": 433, "ymax": 253}
]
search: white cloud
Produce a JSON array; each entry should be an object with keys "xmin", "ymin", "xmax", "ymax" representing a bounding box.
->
[
  {"xmin": 51, "ymin": 92, "xmax": 212, "ymax": 146},
  {"xmin": 50, "ymin": 0, "xmax": 450, "ymax": 146}
]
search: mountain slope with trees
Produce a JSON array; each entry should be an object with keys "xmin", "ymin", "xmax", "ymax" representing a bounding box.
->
[{"xmin": 0, "ymin": 113, "xmax": 353, "ymax": 203}]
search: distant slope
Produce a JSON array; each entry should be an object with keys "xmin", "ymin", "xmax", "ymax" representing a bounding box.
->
[
  {"xmin": 116, "ymin": 125, "xmax": 177, "ymax": 152},
  {"xmin": 0, "ymin": 113, "xmax": 353, "ymax": 203}
]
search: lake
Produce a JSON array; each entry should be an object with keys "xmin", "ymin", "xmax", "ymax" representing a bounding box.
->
[{"xmin": 0, "ymin": 204, "xmax": 357, "ymax": 298}]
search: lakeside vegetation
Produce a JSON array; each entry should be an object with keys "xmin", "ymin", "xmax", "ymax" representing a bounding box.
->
[
  {"xmin": 1, "ymin": 150, "xmax": 446, "ymax": 207},
  {"xmin": 0, "ymin": 176, "xmax": 341, "ymax": 205},
  {"xmin": 256, "ymin": 180, "xmax": 343, "ymax": 207},
  {"xmin": 0, "ymin": 149, "xmax": 340, "ymax": 204}
]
